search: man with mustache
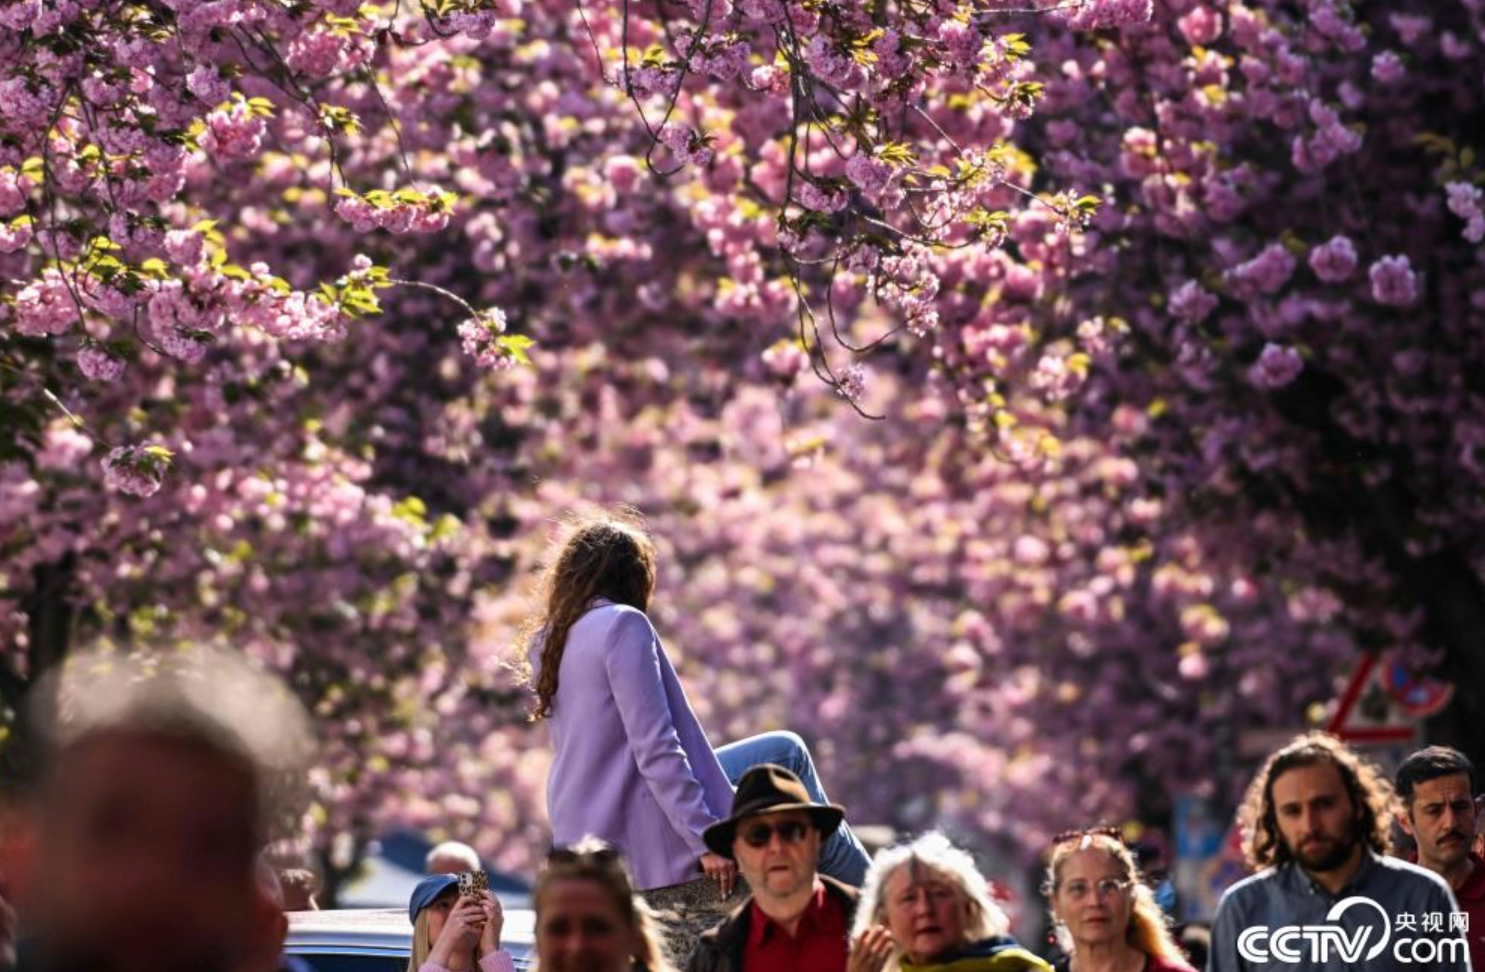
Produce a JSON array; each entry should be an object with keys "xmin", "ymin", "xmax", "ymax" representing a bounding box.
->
[
  {"xmin": 1208, "ymin": 732, "xmax": 1468, "ymax": 971},
  {"xmin": 1396, "ymin": 746, "xmax": 1484, "ymax": 972}
]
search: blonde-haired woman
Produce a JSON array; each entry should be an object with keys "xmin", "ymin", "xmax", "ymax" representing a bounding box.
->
[
  {"xmin": 535, "ymin": 839, "xmax": 675, "ymax": 972},
  {"xmin": 523, "ymin": 511, "xmax": 870, "ymax": 905},
  {"xmin": 1043, "ymin": 829, "xmax": 1195, "ymax": 972},
  {"xmin": 406, "ymin": 874, "xmax": 513, "ymax": 972},
  {"xmin": 850, "ymin": 832, "xmax": 1052, "ymax": 972}
]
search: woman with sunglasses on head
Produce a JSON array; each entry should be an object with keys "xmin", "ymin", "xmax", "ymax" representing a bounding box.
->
[
  {"xmin": 522, "ymin": 511, "xmax": 872, "ymax": 908},
  {"xmin": 1043, "ymin": 830, "xmax": 1195, "ymax": 972},
  {"xmin": 535, "ymin": 838, "xmax": 676, "ymax": 972},
  {"xmin": 848, "ymin": 832, "xmax": 1051, "ymax": 972},
  {"xmin": 406, "ymin": 874, "xmax": 513, "ymax": 972}
]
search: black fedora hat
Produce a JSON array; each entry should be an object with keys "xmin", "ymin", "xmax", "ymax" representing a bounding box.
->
[{"xmin": 703, "ymin": 764, "xmax": 846, "ymax": 859}]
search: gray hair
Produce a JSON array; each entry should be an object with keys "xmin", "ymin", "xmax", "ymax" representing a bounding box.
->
[
  {"xmin": 29, "ymin": 642, "xmax": 314, "ymax": 844},
  {"xmin": 851, "ymin": 832, "xmax": 1010, "ymax": 971},
  {"xmin": 425, "ymin": 841, "xmax": 481, "ymax": 873}
]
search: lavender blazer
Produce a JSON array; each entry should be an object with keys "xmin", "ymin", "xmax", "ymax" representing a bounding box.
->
[{"xmin": 533, "ymin": 599, "xmax": 736, "ymax": 890}]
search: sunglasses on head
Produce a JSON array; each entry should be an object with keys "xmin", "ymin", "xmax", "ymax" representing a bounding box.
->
[
  {"xmin": 548, "ymin": 844, "xmax": 623, "ymax": 866},
  {"xmin": 740, "ymin": 819, "xmax": 812, "ymax": 848},
  {"xmin": 1052, "ymin": 825, "xmax": 1123, "ymax": 847}
]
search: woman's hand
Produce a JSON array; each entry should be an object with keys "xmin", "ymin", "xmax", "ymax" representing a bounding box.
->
[
  {"xmin": 700, "ymin": 851, "xmax": 738, "ymax": 900},
  {"xmin": 477, "ymin": 891, "xmax": 504, "ymax": 956},
  {"xmin": 428, "ymin": 897, "xmax": 487, "ymax": 971},
  {"xmin": 848, "ymin": 925, "xmax": 895, "ymax": 972}
]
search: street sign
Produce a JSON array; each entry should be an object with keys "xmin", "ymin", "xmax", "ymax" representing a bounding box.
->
[{"xmin": 1327, "ymin": 652, "xmax": 1452, "ymax": 745}]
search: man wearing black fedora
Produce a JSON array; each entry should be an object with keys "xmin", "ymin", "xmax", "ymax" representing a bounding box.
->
[{"xmin": 685, "ymin": 764, "xmax": 860, "ymax": 972}]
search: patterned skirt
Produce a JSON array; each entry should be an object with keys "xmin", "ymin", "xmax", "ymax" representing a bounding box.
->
[{"xmin": 641, "ymin": 875, "xmax": 752, "ymax": 968}]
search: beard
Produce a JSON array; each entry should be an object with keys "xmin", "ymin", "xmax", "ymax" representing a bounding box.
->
[{"xmin": 1294, "ymin": 829, "xmax": 1358, "ymax": 872}]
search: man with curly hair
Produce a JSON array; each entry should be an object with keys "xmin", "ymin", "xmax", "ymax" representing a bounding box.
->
[{"xmin": 1208, "ymin": 732, "xmax": 1468, "ymax": 972}]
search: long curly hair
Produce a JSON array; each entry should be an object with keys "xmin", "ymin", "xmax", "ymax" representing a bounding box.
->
[
  {"xmin": 1043, "ymin": 833, "xmax": 1188, "ymax": 966},
  {"xmin": 1238, "ymin": 731, "xmax": 1394, "ymax": 870},
  {"xmin": 521, "ymin": 511, "xmax": 657, "ymax": 721}
]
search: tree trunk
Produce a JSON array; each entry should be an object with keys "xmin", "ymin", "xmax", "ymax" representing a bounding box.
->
[
  {"xmin": 1272, "ymin": 371, "xmax": 1485, "ymax": 773},
  {"xmin": 0, "ymin": 556, "xmax": 78, "ymax": 786}
]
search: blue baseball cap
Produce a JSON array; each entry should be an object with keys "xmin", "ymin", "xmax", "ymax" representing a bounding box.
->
[{"xmin": 408, "ymin": 874, "xmax": 459, "ymax": 923}]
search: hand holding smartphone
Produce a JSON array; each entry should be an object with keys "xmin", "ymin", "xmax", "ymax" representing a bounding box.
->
[{"xmin": 456, "ymin": 870, "xmax": 489, "ymax": 899}]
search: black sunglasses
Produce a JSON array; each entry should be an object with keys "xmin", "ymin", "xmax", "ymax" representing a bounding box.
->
[{"xmin": 740, "ymin": 819, "xmax": 812, "ymax": 848}]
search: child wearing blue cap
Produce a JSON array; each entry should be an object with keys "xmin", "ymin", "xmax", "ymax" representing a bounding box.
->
[{"xmin": 406, "ymin": 874, "xmax": 514, "ymax": 972}]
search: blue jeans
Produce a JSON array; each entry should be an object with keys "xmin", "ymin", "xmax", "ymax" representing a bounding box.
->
[{"xmin": 714, "ymin": 730, "xmax": 871, "ymax": 887}]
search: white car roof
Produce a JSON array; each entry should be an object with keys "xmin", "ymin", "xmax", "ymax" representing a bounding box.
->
[{"xmin": 286, "ymin": 908, "xmax": 536, "ymax": 965}]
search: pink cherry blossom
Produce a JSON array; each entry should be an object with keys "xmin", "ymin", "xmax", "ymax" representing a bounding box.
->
[
  {"xmin": 1368, "ymin": 254, "xmax": 1419, "ymax": 307},
  {"xmin": 1309, "ymin": 235, "xmax": 1359, "ymax": 283},
  {"xmin": 101, "ymin": 444, "xmax": 167, "ymax": 497},
  {"xmin": 1247, "ymin": 342, "xmax": 1303, "ymax": 389}
]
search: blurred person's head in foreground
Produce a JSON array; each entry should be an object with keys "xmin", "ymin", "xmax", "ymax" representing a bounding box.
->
[
  {"xmin": 0, "ymin": 874, "xmax": 14, "ymax": 972},
  {"xmin": 425, "ymin": 840, "xmax": 481, "ymax": 875},
  {"xmin": 237, "ymin": 861, "xmax": 295, "ymax": 972},
  {"xmin": 534, "ymin": 838, "xmax": 674, "ymax": 972},
  {"xmin": 15, "ymin": 644, "xmax": 312, "ymax": 972}
]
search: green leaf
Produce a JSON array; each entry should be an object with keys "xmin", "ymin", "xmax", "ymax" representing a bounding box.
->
[
  {"xmin": 320, "ymin": 105, "xmax": 363, "ymax": 135},
  {"xmin": 496, "ymin": 333, "xmax": 535, "ymax": 364},
  {"xmin": 430, "ymin": 513, "xmax": 462, "ymax": 543},
  {"xmin": 967, "ymin": 208, "xmax": 1011, "ymax": 234},
  {"xmin": 999, "ymin": 33, "xmax": 1031, "ymax": 58},
  {"xmin": 877, "ymin": 142, "xmax": 916, "ymax": 167},
  {"xmin": 392, "ymin": 496, "xmax": 427, "ymax": 524},
  {"xmin": 1412, "ymin": 132, "xmax": 1456, "ymax": 156}
]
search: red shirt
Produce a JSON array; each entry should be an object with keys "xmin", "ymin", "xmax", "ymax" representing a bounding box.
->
[
  {"xmin": 1409, "ymin": 850, "xmax": 1485, "ymax": 972},
  {"xmin": 1454, "ymin": 853, "xmax": 1485, "ymax": 972},
  {"xmin": 742, "ymin": 880, "xmax": 848, "ymax": 972}
]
